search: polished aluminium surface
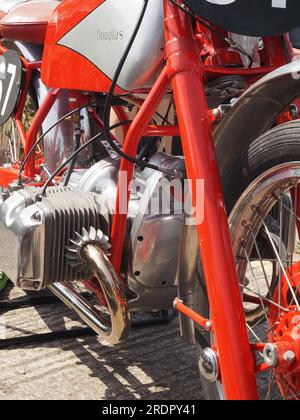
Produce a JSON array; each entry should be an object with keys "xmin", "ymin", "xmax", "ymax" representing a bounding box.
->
[
  {"xmin": 229, "ymin": 162, "xmax": 300, "ymax": 284},
  {"xmin": 128, "ymin": 154, "xmax": 185, "ymax": 311},
  {"xmin": 0, "ymin": 186, "xmax": 108, "ymax": 290},
  {"xmin": 33, "ymin": 75, "xmax": 93, "ymax": 174},
  {"xmin": 198, "ymin": 348, "xmax": 219, "ymax": 383},
  {"xmin": 0, "ymin": 149, "xmax": 187, "ymax": 313},
  {"xmin": 58, "ymin": 0, "xmax": 164, "ymax": 91},
  {"xmin": 0, "ymin": 150, "xmax": 187, "ymax": 312},
  {"xmin": 66, "ymin": 226, "xmax": 111, "ymax": 269},
  {"xmin": 75, "ymin": 152, "xmax": 186, "ymax": 312},
  {"xmin": 176, "ymin": 221, "xmax": 198, "ymax": 345},
  {"xmin": 0, "ymin": 188, "xmax": 39, "ymax": 289},
  {"xmin": 3, "ymin": 40, "xmax": 92, "ymax": 174}
]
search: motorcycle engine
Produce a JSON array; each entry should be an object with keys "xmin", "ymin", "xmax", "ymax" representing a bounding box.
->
[{"xmin": 0, "ymin": 153, "xmax": 185, "ymax": 311}]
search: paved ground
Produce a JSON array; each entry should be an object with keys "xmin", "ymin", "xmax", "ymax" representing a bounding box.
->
[
  {"xmin": 0, "ymin": 275, "xmax": 287, "ymax": 400},
  {"xmin": 0, "ymin": 284, "xmax": 204, "ymax": 400}
]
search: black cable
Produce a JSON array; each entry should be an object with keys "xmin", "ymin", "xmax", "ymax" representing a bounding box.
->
[
  {"xmin": 102, "ymin": 0, "xmax": 167, "ymax": 174},
  {"xmin": 41, "ymin": 134, "xmax": 103, "ymax": 195},
  {"xmin": 17, "ymin": 94, "xmax": 129, "ymax": 186},
  {"xmin": 40, "ymin": 121, "xmax": 132, "ymax": 197},
  {"xmin": 17, "ymin": 101, "xmax": 98, "ymax": 186},
  {"xmin": 63, "ymin": 129, "xmax": 81, "ymax": 187},
  {"xmin": 154, "ymin": 110, "xmax": 172, "ymax": 126},
  {"xmin": 161, "ymin": 100, "xmax": 173, "ymax": 126},
  {"xmin": 137, "ymin": 99, "xmax": 173, "ymax": 161},
  {"xmin": 169, "ymin": 0, "xmax": 253, "ymax": 67}
]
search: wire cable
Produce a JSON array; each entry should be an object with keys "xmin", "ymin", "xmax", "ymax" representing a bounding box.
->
[
  {"xmin": 17, "ymin": 101, "xmax": 98, "ymax": 185},
  {"xmin": 63, "ymin": 128, "xmax": 81, "ymax": 187},
  {"xmin": 40, "ymin": 120, "xmax": 129, "ymax": 196},
  {"xmin": 102, "ymin": 0, "xmax": 168, "ymax": 174}
]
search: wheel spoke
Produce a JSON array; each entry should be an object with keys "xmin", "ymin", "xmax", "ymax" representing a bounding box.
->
[
  {"xmin": 258, "ymin": 214, "xmax": 300, "ymax": 311},
  {"xmin": 248, "ymin": 225, "xmax": 271, "ymax": 291},
  {"xmin": 246, "ymin": 322, "xmax": 262, "ymax": 344},
  {"xmin": 241, "ymin": 283, "xmax": 289, "ymax": 312},
  {"xmin": 266, "ymin": 370, "xmax": 276, "ymax": 400}
]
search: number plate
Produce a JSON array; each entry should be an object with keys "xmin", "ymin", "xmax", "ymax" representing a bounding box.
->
[
  {"xmin": 0, "ymin": 50, "xmax": 22, "ymax": 126},
  {"xmin": 183, "ymin": 0, "xmax": 300, "ymax": 36}
]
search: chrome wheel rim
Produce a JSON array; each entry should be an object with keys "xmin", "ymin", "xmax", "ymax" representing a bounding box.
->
[{"xmin": 228, "ymin": 162, "xmax": 300, "ymax": 400}]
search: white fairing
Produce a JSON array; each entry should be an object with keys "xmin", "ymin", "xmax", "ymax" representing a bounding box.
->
[{"xmin": 58, "ymin": 0, "xmax": 165, "ymax": 91}]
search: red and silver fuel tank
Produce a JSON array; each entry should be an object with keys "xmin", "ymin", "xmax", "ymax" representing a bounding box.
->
[{"xmin": 41, "ymin": 0, "xmax": 165, "ymax": 93}]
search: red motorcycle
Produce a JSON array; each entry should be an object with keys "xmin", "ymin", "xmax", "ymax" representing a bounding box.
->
[{"xmin": 0, "ymin": 0, "xmax": 300, "ymax": 400}]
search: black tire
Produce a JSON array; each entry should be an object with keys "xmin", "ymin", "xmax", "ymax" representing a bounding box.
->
[{"xmin": 195, "ymin": 120, "xmax": 300, "ymax": 399}]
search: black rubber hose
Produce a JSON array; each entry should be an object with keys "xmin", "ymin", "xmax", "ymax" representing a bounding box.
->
[
  {"xmin": 40, "ymin": 120, "xmax": 131, "ymax": 196},
  {"xmin": 63, "ymin": 129, "xmax": 81, "ymax": 187},
  {"xmin": 18, "ymin": 102, "xmax": 98, "ymax": 186}
]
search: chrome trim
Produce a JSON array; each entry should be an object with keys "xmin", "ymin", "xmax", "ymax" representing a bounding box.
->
[
  {"xmin": 177, "ymin": 222, "xmax": 198, "ymax": 345},
  {"xmin": 199, "ymin": 348, "xmax": 219, "ymax": 383},
  {"xmin": 229, "ymin": 162, "xmax": 300, "ymax": 282},
  {"xmin": 50, "ymin": 243, "xmax": 130, "ymax": 345}
]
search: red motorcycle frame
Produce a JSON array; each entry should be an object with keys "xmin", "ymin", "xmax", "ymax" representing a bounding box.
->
[
  {"xmin": 110, "ymin": 1, "xmax": 258, "ymax": 399},
  {"xmin": 0, "ymin": 0, "xmax": 298, "ymax": 400}
]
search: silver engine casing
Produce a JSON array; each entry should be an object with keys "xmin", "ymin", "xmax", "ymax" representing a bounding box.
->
[
  {"xmin": 0, "ymin": 187, "xmax": 109, "ymax": 291},
  {"xmin": 0, "ymin": 153, "xmax": 185, "ymax": 311},
  {"xmin": 75, "ymin": 153, "xmax": 186, "ymax": 311}
]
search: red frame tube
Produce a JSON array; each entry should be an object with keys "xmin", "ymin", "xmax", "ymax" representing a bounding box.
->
[
  {"xmin": 164, "ymin": 1, "xmax": 257, "ymax": 399},
  {"xmin": 15, "ymin": 61, "xmax": 41, "ymax": 150},
  {"xmin": 0, "ymin": 49, "xmax": 60, "ymax": 181},
  {"xmin": 110, "ymin": 66, "xmax": 170, "ymax": 272},
  {"xmin": 174, "ymin": 298, "xmax": 211, "ymax": 330},
  {"xmin": 113, "ymin": 105, "xmax": 130, "ymax": 139},
  {"xmin": 109, "ymin": 1, "xmax": 259, "ymax": 399},
  {"xmin": 23, "ymin": 88, "xmax": 60, "ymax": 178},
  {"xmin": 0, "ymin": 1, "xmax": 290, "ymax": 399}
]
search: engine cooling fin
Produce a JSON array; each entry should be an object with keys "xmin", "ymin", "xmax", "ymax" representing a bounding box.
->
[
  {"xmin": 40, "ymin": 187, "xmax": 104, "ymax": 284},
  {"xmin": 66, "ymin": 226, "xmax": 111, "ymax": 270},
  {"xmin": 0, "ymin": 186, "xmax": 109, "ymax": 290}
]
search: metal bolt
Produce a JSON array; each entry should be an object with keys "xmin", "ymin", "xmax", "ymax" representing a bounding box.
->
[
  {"xmin": 173, "ymin": 298, "xmax": 183, "ymax": 309},
  {"xmin": 34, "ymin": 212, "xmax": 41, "ymax": 222},
  {"xmin": 263, "ymin": 343, "xmax": 279, "ymax": 367},
  {"xmin": 199, "ymin": 348, "xmax": 219, "ymax": 383},
  {"xmin": 283, "ymin": 351, "xmax": 296, "ymax": 363},
  {"xmin": 205, "ymin": 321, "xmax": 212, "ymax": 331}
]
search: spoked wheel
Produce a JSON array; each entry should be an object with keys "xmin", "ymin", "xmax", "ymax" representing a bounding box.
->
[
  {"xmin": 0, "ymin": 94, "xmax": 36, "ymax": 166},
  {"xmin": 195, "ymin": 121, "xmax": 300, "ymax": 400},
  {"xmin": 0, "ymin": 117, "xmax": 20, "ymax": 165}
]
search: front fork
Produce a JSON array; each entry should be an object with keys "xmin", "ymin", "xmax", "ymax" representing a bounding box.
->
[
  {"xmin": 110, "ymin": 1, "xmax": 258, "ymax": 399},
  {"xmin": 164, "ymin": 2, "xmax": 258, "ymax": 399}
]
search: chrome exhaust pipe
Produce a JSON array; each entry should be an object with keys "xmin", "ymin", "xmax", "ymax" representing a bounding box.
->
[{"xmin": 49, "ymin": 243, "xmax": 130, "ymax": 345}]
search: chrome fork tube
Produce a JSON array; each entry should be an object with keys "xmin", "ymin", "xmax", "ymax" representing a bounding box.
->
[
  {"xmin": 177, "ymin": 220, "xmax": 199, "ymax": 345},
  {"xmin": 49, "ymin": 244, "xmax": 130, "ymax": 345}
]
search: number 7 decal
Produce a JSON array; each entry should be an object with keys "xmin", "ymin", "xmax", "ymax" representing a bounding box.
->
[{"xmin": 1, "ymin": 63, "xmax": 16, "ymax": 117}]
